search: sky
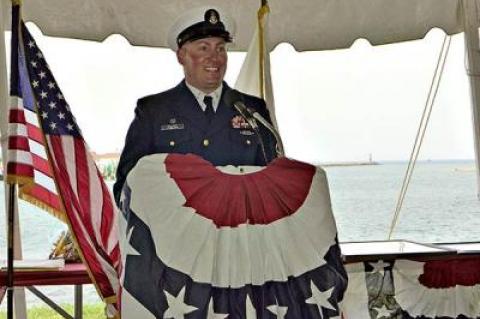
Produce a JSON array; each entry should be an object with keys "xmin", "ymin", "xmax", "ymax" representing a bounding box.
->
[{"xmin": 3, "ymin": 25, "xmax": 475, "ymax": 164}]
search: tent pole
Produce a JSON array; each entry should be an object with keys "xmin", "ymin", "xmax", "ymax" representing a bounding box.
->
[
  {"xmin": 462, "ymin": 0, "xmax": 480, "ymax": 199},
  {"xmin": 0, "ymin": 1, "xmax": 26, "ymax": 318}
]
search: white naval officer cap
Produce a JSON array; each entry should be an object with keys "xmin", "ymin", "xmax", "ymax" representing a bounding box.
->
[{"xmin": 167, "ymin": 6, "xmax": 236, "ymax": 50}]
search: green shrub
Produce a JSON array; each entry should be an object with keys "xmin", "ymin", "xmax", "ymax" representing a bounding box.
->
[{"xmin": 0, "ymin": 303, "xmax": 106, "ymax": 319}]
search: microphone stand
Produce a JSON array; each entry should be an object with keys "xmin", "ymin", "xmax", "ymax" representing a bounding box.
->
[
  {"xmin": 226, "ymin": 89, "xmax": 284, "ymax": 159},
  {"xmin": 232, "ymin": 104, "xmax": 269, "ymax": 164},
  {"xmin": 249, "ymin": 112, "xmax": 284, "ymax": 157}
]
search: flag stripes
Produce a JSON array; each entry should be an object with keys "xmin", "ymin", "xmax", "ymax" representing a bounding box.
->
[{"xmin": 7, "ymin": 4, "xmax": 120, "ymax": 314}]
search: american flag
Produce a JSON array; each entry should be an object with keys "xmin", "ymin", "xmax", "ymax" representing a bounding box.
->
[
  {"xmin": 7, "ymin": 4, "xmax": 120, "ymax": 313},
  {"xmin": 6, "ymin": 6, "xmax": 63, "ymax": 220}
]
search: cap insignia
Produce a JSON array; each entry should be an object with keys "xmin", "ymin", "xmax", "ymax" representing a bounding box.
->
[{"xmin": 205, "ymin": 9, "xmax": 219, "ymax": 25}]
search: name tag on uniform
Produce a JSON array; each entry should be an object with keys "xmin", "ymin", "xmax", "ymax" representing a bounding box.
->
[
  {"xmin": 239, "ymin": 130, "xmax": 255, "ymax": 136},
  {"xmin": 161, "ymin": 118, "xmax": 184, "ymax": 131},
  {"xmin": 161, "ymin": 123, "xmax": 185, "ymax": 131}
]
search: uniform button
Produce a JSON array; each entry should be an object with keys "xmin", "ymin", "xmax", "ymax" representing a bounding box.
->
[
  {"xmin": 169, "ymin": 141, "xmax": 175, "ymax": 147},
  {"xmin": 246, "ymin": 139, "xmax": 251, "ymax": 145},
  {"xmin": 203, "ymin": 139, "xmax": 210, "ymax": 147}
]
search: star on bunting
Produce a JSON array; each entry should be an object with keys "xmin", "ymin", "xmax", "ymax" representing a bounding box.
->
[
  {"xmin": 207, "ymin": 297, "xmax": 228, "ymax": 319},
  {"xmin": 246, "ymin": 294, "xmax": 257, "ymax": 318},
  {"xmin": 266, "ymin": 299, "xmax": 288, "ymax": 318},
  {"xmin": 306, "ymin": 281, "xmax": 336, "ymax": 319},
  {"xmin": 374, "ymin": 304, "xmax": 392, "ymax": 318},
  {"xmin": 163, "ymin": 286, "xmax": 197, "ymax": 319},
  {"xmin": 368, "ymin": 260, "xmax": 390, "ymax": 276},
  {"xmin": 125, "ymin": 227, "xmax": 140, "ymax": 257}
]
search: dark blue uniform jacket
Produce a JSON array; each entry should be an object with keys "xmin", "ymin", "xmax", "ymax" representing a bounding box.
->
[{"xmin": 113, "ymin": 81, "xmax": 276, "ymax": 204}]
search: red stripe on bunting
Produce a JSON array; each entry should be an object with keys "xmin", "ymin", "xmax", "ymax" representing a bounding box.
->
[
  {"xmin": 419, "ymin": 257, "xmax": 480, "ymax": 288},
  {"xmin": 165, "ymin": 154, "xmax": 316, "ymax": 227}
]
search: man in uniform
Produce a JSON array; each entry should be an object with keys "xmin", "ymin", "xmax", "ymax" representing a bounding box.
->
[{"xmin": 113, "ymin": 7, "xmax": 277, "ymax": 204}]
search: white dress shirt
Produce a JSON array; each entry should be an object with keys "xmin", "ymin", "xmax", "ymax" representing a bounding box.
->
[{"xmin": 185, "ymin": 82, "xmax": 223, "ymax": 113}]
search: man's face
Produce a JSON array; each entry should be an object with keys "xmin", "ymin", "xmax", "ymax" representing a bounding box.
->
[{"xmin": 177, "ymin": 37, "xmax": 227, "ymax": 93}]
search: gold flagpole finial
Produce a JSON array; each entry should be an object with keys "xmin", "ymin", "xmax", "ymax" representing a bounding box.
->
[{"xmin": 11, "ymin": 0, "xmax": 22, "ymax": 6}]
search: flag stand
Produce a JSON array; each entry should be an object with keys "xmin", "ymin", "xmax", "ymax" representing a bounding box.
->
[{"xmin": 6, "ymin": 183, "xmax": 16, "ymax": 319}]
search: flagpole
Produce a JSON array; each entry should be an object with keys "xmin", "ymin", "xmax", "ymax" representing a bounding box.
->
[
  {"xmin": 1, "ymin": 0, "xmax": 14, "ymax": 317},
  {"xmin": 6, "ymin": 185, "xmax": 16, "ymax": 319},
  {"xmin": 2, "ymin": 2, "xmax": 27, "ymax": 318}
]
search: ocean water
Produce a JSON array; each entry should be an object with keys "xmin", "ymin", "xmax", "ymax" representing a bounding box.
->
[{"xmin": 0, "ymin": 160, "xmax": 479, "ymax": 307}]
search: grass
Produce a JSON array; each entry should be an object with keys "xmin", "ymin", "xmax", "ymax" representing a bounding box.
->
[{"xmin": 0, "ymin": 303, "xmax": 106, "ymax": 318}]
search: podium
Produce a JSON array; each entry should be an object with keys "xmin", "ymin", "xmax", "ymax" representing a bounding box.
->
[{"xmin": 117, "ymin": 153, "xmax": 347, "ymax": 318}]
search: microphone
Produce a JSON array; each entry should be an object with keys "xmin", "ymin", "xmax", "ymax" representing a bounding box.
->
[{"xmin": 224, "ymin": 89, "xmax": 284, "ymax": 157}]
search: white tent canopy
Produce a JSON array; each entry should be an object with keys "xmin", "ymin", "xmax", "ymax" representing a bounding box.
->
[{"xmin": 2, "ymin": 0, "xmax": 464, "ymax": 51}]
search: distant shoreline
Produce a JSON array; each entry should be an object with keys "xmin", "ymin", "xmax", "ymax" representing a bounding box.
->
[
  {"xmin": 322, "ymin": 161, "xmax": 380, "ymax": 167},
  {"xmin": 319, "ymin": 159, "xmax": 476, "ymax": 166}
]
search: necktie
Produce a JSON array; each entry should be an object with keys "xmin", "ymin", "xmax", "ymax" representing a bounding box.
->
[{"xmin": 203, "ymin": 95, "xmax": 214, "ymax": 123}]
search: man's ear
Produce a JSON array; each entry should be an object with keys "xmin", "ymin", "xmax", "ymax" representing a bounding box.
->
[{"xmin": 176, "ymin": 48, "xmax": 185, "ymax": 65}]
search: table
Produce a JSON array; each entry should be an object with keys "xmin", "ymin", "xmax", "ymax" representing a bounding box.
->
[{"xmin": 0, "ymin": 263, "xmax": 92, "ymax": 319}]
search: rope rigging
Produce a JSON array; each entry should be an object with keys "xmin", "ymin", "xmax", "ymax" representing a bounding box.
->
[{"xmin": 388, "ymin": 34, "xmax": 452, "ymax": 239}]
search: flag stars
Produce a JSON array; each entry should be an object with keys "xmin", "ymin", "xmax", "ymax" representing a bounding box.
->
[
  {"xmin": 40, "ymin": 91, "xmax": 48, "ymax": 99},
  {"xmin": 374, "ymin": 304, "xmax": 393, "ymax": 318},
  {"xmin": 368, "ymin": 260, "xmax": 390, "ymax": 277},
  {"xmin": 41, "ymin": 111, "xmax": 48, "ymax": 119},
  {"xmin": 67, "ymin": 123, "xmax": 74, "ymax": 131},
  {"xmin": 163, "ymin": 286, "xmax": 197, "ymax": 318},
  {"xmin": 245, "ymin": 294, "xmax": 257, "ymax": 318},
  {"xmin": 58, "ymin": 112, "xmax": 66, "ymax": 120},
  {"xmin": 36, "ymin": 52, "xmax": 43, "ymax": 59},
  {"xmin": 47, "ymin": 82, "xmax": 56, "ymax": 89},
  {"xmin": 32, "ymin": 80, "xmax": 39, "ymax": 88},
  {"xmin": 206, "ymin": 297, "xmax": 228, "ymax": 319},
  {"xmin": 30, "ymin": 61, "xmax": 38, "ymax": 68},
  {"xmin": 38, "ymin": 71, "xmax": 46, "ymax": 79},
  {"xmin": 306, "ymin": 282, "xmax": 336, "ymax": 319},
  {"xmin": 266, "ymin": 299, "xmax": 288, "ymax": 319},
  {"xmin": 27, "ymin": 41, "xmax": 35, "ymax": 48},
  {"xmin": 125, "ymin": 227, "xmax": 140, "ymax": 258},
  {"xmin": 57, "ymin": 93, "xmax": 64, "ymax": 100},
  {"xmin": 48, "ymin": 101, "xmax": 57, "ymax": 109},
  {"xmin": 49, "ymin": 122, "xmax": 57, "ymax": 130}
]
